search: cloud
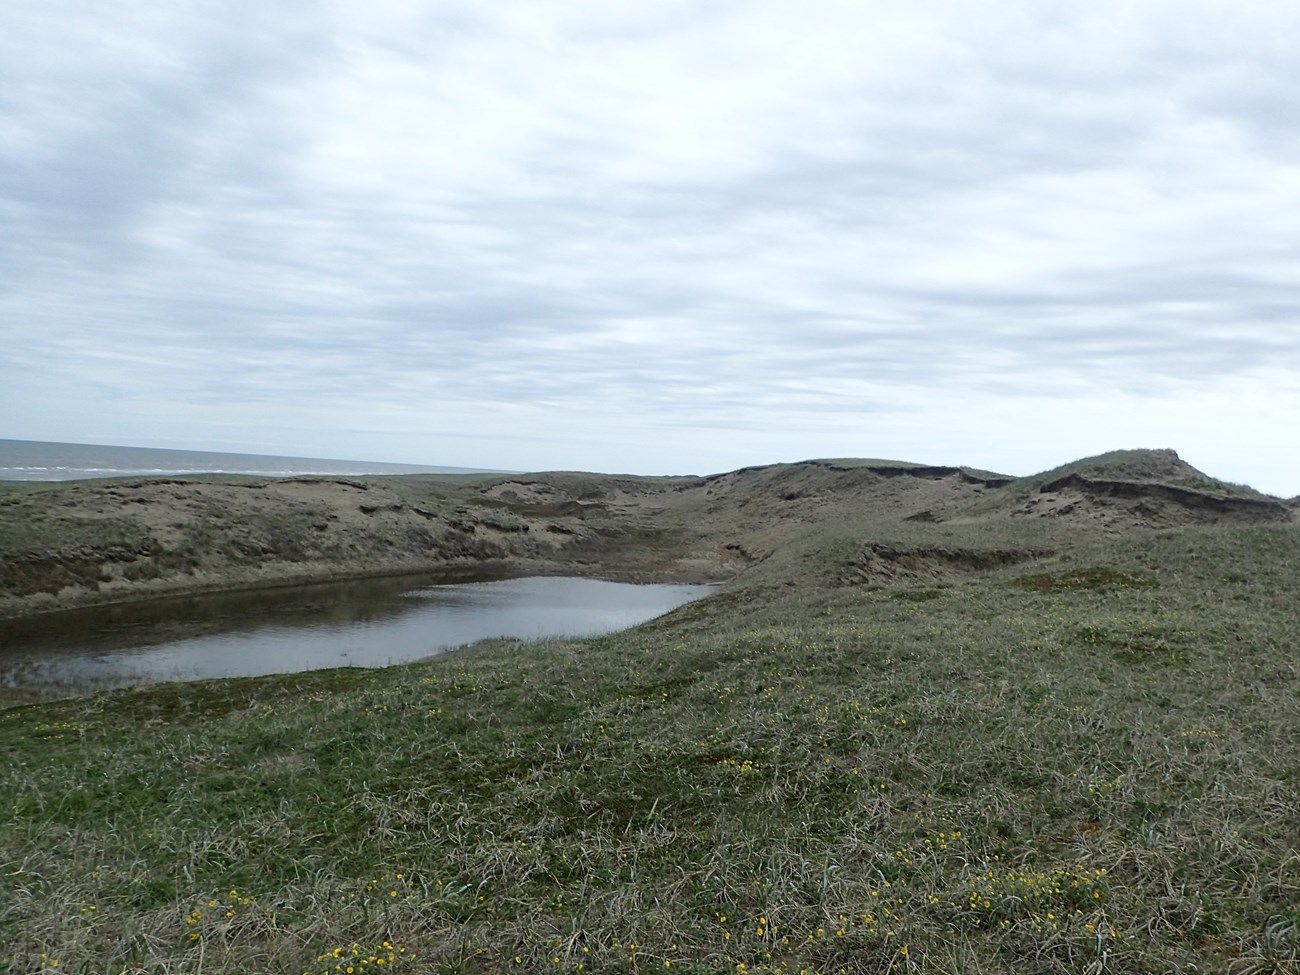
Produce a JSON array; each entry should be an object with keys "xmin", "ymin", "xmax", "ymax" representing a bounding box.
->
[{"xmin": 2, "ymin": 0, "xmax": 1299, "ymax": 491}]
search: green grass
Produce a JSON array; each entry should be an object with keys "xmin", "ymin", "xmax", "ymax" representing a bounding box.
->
[
  {"xmin": 2, "ymin": 523, "xmax": 1298, "ymax": 974},
  {"xmin": 1004, "ymin": 448, "xmax": 1274, "ymax": 501},
  {"xmin": 0, "ymin": 501, "xmax": 137, "ymax": 558}
]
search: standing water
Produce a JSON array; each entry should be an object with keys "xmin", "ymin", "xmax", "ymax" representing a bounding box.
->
[{"xmin": 0, "ymin": 574, "xmax": 715, "ymax": 697}]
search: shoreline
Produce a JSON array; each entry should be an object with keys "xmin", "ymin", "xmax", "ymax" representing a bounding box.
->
[
  {"xmin": 3, "ymin": 450, "xmax": 1292, "ymax": 622},
  {"xmin": 0, "ymin": 553, "xmax": 731, "ymax": 622}
]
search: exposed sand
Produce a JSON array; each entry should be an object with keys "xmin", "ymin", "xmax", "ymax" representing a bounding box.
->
[{"xmin": 2, "ymin": 451, "xmax": 1292, "ymax": 619}]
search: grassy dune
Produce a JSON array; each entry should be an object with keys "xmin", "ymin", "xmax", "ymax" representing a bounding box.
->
[{"xmin": 2, "ymin": 453, "xmax": 1298, "ymax": 973}]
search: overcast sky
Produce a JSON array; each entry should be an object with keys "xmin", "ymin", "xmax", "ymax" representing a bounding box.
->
[{"xmin": 3, "ymin": 2, "xmax": 1299, "ymax": 494}]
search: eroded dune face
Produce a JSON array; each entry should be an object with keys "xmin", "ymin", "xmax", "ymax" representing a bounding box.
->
[{"xmin": 1, "ymin": 449, "xmax": 1290, "ymax": 618}]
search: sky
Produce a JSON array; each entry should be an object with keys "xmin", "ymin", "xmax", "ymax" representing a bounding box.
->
[{"xmin": 3, "ymin": 1, "xmax": 1299, "ymax": 495}]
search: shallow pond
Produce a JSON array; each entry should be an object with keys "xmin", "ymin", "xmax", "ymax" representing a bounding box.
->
[{"xmin": 0, "ymin": 574, "xmax": 715, "ymax": 696}]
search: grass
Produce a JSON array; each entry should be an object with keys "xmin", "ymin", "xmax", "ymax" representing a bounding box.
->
[
  {"xmin": 0, "ymin": 495, "xmax": 138, "ymax": 558},
  {"xmin": 1003, "ymin": 449, "xmax": 1275, "ymax": 501},
  {"xmin": 2, "ymin": 518, "xmax": 1299, "ymax": 974}
]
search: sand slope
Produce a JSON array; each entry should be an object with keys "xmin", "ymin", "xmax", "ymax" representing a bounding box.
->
[{"xmin": 0, "ymin": 448, "xmax": 1291, "ymax": 618}]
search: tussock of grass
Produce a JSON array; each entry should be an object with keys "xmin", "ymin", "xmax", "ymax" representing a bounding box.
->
[
  {"xmin": 3, "ymin": 525, "xmax": 1299, "ymax": 974},
  {"xmin": 1011, "ymin": 567, "xmax": 1157, "ymax": 593}
]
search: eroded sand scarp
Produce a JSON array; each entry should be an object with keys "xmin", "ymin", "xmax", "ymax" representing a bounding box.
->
[{"xmin": 1, "ymin": 449, "xmax": 1289, "ymax": 618}]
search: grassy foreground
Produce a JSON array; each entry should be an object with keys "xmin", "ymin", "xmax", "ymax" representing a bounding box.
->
[{"xmin": 2, "ymin": 521, "xmax": 1299, "ymax": 974}]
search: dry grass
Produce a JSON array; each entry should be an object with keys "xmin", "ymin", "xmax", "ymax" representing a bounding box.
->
[{"xmin": 3, "ymin": 517, "xmax": 1298, "ymax": 974}]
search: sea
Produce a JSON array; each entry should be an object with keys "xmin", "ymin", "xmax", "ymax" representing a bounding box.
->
[{"xmin": 0, "ymin": 438, "xmax": 499, "ymax": 481}]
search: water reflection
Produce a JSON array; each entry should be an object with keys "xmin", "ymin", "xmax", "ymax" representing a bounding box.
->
[{"xmin": 0, "ymin": 574, "xmax": 714, "ymax": 696}]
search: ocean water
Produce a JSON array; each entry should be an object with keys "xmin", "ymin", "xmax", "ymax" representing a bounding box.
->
[{"xmin": 0, "ymin": 438, "xmax": 497, "ymax": 481}]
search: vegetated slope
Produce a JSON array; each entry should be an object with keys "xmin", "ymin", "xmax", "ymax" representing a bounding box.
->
[
  {"xmin": 3, "ymin": 502, "xmax": 1297, "ymax": 973},
  {"xmin": 962, "ymin": 447, "xmax": 1293, "ymax": 530},
  {"xmin": 671, "ymin": 448, "xmax": 1294, "ymax": 590},
  {"xmin": 0, "ymin": 448, "xmax": 1291, "ymax": 619}
]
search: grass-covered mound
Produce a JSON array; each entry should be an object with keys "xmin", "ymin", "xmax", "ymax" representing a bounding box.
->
[{"xmin": 3, "ymin": 515, "xmax": 1298, "ymax": 974}]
